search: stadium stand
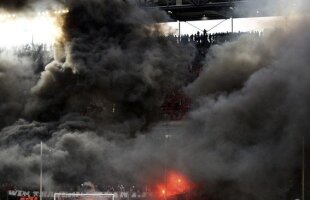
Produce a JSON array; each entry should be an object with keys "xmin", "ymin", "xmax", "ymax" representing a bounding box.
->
[
  {"xmin": 160, "ymin": 31, "xmax": 261, "ymax": 120},
  {"xmin": 0, "ymin": 31, "xmax": 261, "ymax": 122}
]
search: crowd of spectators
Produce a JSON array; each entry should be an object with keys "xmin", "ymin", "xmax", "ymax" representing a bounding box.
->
[
  {"xmin": 0, "ymin": 43, "xmax": 53, "ymax": 55},
  {"xmin": 168, "ymin": 30, "xmax": 262, "ymax": 46},
  {"xmin": 162, "ymin": 30, "xmax": 262, "ymax": 121},
  {"xmin": 0, "ymin": 183, "xmax": 152, "ymax": 200},
  {"xmin": 0, "ymin": 31, "xmax": 262, "ymax": 122},
  {"xmin": 0, "ymin": 182, "xmax": 151, "ymax": 194},
  {"xmin": 0, "ymin": 183, "xmax": 19, "ymax": 192},
  {"xmin": 1, "ymin": 182, "xmax": 210, "ymax": 200},
  {"xmin": 161, "ymin": 89, "xmax": 191, "ymax": 121}
]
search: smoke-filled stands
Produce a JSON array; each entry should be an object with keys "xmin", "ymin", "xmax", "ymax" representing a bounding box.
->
[
  {"xmin": 160, "ymin": 31, "xmax": 262, "ymax": 120},
  {"xmin": 0, "ymin": 30, "xmax": 262, "ymax": 122}
]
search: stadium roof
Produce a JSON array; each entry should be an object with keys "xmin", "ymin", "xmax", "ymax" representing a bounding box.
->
[{"xmin": 139, "ymin": 0, "xmax": 262, "ymax": 21}]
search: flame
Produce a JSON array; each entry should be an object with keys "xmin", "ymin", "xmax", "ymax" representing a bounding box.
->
[
  {"xmin": 156, "ymin": 171, "xmax": 193, "ymax": 199},
  {"xmin": 0, "ymin": 10, "xmax": 67, "ymax": 48}
]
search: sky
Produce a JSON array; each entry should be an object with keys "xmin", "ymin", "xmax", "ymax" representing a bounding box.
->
[
  {"xmin": 0, "ymin": 13, "xmax": 287, "ymax": 48},
  {"xmin": 166, "ymin": 16, "xmax": 287, "ymax": 35}
]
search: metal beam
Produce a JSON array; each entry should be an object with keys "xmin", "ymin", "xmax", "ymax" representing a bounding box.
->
[{"xmin": 139, "ymin": 0, "xmax": 270, "ymax": 21}]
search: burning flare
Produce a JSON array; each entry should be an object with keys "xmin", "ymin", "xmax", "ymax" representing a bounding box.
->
[{"xmin": 156, "ymin": 171, "xmax": 193, "ymax": 199}]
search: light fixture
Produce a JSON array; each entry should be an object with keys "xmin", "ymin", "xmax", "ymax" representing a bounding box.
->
[{"xmin": 201, "ymin": 14, "xmax": 208, "ymax": 20}]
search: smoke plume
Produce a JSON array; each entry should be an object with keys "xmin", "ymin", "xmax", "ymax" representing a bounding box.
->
[
  {"xmin": 1, "ymin": 0, "xmax": 310, "ymax": 200},
  {"xmin": 236, "ymin": 0, "xmax": 310, "ymax": 17},
  {"xmin": 0, "ymin": 0, "xmax": 65, "ymax": 12},
  {"xmin": 0, "ymin": 52, "xmax": 35, "ymax": 129},
  {"xmin": 25, "ymin": 0, "xmax": 193, "ymax": 130},
  {"xmin": 183, "ymin": 16, "xmax": 310, "ymax": 200},
  {"xmin": 0, "ymin": 0, "xmax": 194, "ymax": 189},
  {"xmin": 185, "ymin": 30, "xmax": 287, "ymax": 97}
]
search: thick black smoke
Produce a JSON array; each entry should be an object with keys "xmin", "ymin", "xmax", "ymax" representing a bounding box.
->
[
  {"xmin": 182, "ymin": 17, "xmax": 310, "ymax": 200},
  {"xmin": 1, "ymin": 0, "xmax": 310, "ymax": 200},
  {"xmin": 0, "ymin": 0, "xmax": 65, "ymax": 12},
  {"xmin": 0, "ymin": 52, "xmax": 35, "ymax": 129},
  {"xmin": 25, "ymin": 0, "xmax": 194, "ymax": 131},
  {"xmin": 0, "ymin": 0, "xmax": 36, "ymax": 11},
  {"xmin": 185, "ymin": 31, "xmax": 282, "ymax": 97},
  {"xmin": 0, "ymin": 0, "xmax": 194, "ymax": 189}
]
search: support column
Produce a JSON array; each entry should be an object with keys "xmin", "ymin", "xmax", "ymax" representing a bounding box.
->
[
  {"xmin": 178, "ymin": 20, "xmax": 181, "ymax": 43},
  {"xmin": 40, "ymin": 141, "xmax": 43, "ymax": 200},
  {"xmin": 231, "ymin": 17, "xmax": 234, "ymax": 33},
  {"xmin": 302, "ymin": 137, "xmax": 305, "ymax": 200}
]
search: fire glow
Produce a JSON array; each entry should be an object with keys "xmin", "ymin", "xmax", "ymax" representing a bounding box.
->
[
  {"xmin": 156, "ymin": 171, "xmax": 193, "ymax": 199},
  {"xmin": 0, "ymin": 10, "xmax": 67, "ymax": 48}
]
